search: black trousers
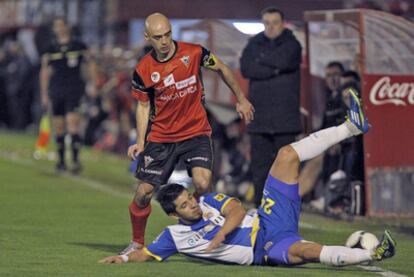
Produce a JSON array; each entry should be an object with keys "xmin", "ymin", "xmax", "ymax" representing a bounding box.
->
[{"xmin": 250, "ymin": 133, "xmax": 298, "ymax": 207}]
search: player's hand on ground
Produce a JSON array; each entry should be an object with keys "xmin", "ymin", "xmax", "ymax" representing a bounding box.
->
[
  {"xmin": 128, "ymin": 143, "xmax": 144, "ymax": 160},
  {"xmin": 205, "ymin": 231, "xmax": 226, "ymax": 253},
  {"xmin": 236, "ymin": 98, "xmax": 255, "ymax": 125},
  {"xmin": 98, "ymin": 255, "xmax": 125, "ymax": 264}
]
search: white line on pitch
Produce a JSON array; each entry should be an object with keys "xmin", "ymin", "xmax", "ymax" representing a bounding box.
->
[{"xmin": 358, "ymin": 265, "xmax": 407, "ymax": 277}]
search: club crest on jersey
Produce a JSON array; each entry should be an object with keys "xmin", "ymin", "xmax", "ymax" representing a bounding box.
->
[
  {"xmin": 180, "ymin": 55, "xmax": 190, "ymax": 67},
  {"xmin": 67, "ymin": 56, "xmax": 78, "ymax": 67},
  {"xmin": 203, "ymin": 212, "xmax": 214, "ymax": 220},
  {"xmin": 151, "ymin": 72, "xmax": 160, "ymax": 83},
  {"xmin": 144, "ymin": 155, "xmax": 154, "ymax": 168}
]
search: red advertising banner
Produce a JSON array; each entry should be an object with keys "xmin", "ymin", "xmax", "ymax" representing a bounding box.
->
[{"xmin": 362, "ymin": 74, "xmax": 414, "ymax": 168}]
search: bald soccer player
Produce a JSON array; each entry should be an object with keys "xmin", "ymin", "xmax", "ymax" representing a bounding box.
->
[
  {"xmin": 120, "ymin": 13, "xmax": 254, "ymax": 254},
  {"xmin": 100, "ymin": 90, "xmax": 395, "ymax": 267}
]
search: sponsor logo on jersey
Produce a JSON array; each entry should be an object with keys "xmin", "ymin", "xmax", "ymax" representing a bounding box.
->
[
  {"xmin": 187, "ymin": 238, "xmax": 197, "ymax": 246},
  {"xmin": 186, "ymin": 156, "xmax": 209, "ymax": 162},
  {"xmin": 159, "ymin": 75, "xmax": 198, "ymax": 102},
  {"xmin": 141, "ymin": 168, "xmax": 162, "ymax": 175},
  {"xmin": 186, "ymin": 224, "xmax": 212, "ymax": 246},
  {"xmin": 159, "ymin": 85, "xmax": 197, "ymax": 102},
  {"xmin": 163, "ymin": 73, "xmax": 175, "ymax": 87},
  {"xmin": 175, "ymin": 75, "xmax": 196, "ymax": 89}
]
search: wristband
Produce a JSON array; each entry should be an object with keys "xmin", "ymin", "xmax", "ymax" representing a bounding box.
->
[{"xmin": 120, "ymin": 254, "xmax": 129, "ymax": 263}]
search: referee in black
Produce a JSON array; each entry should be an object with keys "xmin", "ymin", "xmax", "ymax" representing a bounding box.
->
[{"xmin": 40, "ymin": 17, "xmax": 97, "ymax": 174}]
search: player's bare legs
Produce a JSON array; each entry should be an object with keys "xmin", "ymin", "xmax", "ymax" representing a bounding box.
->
[
  {"xmin": 123, "ymin": 167, "xmax": 210, "ymax": 255},
  {"xmin": 298, "ymin": 155, "xmax": 323, "ymax": 197},
  {"xmin": 53, "ymin": 116, "xmax": 65, "ymax": 135},
  {"xmin": 286, "ymin": 231, "xmax": 396, "ymax": 266},
  {"xmin": 191, "ymin": 167, "xmax": 212, "ymax": 196},
  {"xmin": 66, "ymin": 111, "xmax": 82, "ymax": 173},
  {"xmin": 122, "ymin": 181, "xmax": 154, "ymax": 255},
  {"xmin": 269, "ymin": 145, "xmax": 300, "ymax": 185},
  {"xmin": 287, "ymin": 240, "xmax": 373, "ymax": 266},
  {"xmin": 287, "ymin": 242, "xmax": 323, "ymax": 264},
  {"xmin": 267, "ymin": 89, "xmax": 395, "ymax": 267},
  {"xmin": 53, "ymin": 116, "xmax": 66, "ymax": 173},
  {"xmin": 133, "ymin": 182, "xmax": 155, "ymax": 209}
]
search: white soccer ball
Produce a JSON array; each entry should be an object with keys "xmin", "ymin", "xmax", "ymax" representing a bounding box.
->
[{"xmin": 345, "ymin": 230, "xmax": 380, "ymax": 251}]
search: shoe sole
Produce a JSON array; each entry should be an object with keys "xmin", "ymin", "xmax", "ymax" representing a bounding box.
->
[
  {"xmin": 349, "ymin": 88, "xmax": 365, "ymax": 127},
  {"xmin": 380, "ymin": 230, "xmax": 396, "ymax": 259},
  {"xmin": 348, "ymin": 88, "xmax": 368, "ymax": 131},
  {"xmin": 384, "ymin": 230, "xmax": 397, "ymax": 248}
]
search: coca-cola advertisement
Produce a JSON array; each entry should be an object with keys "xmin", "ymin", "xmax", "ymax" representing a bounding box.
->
[
  {"xmin": 304, "ymin": 9, "xmax": 414, "ymax": 217},
  {"xmin": 369, "ymin": 76, "xmax": 414, "ymax": 106},
  {"xmin": 362, "ymin": 74, "xmax": 414, "ymax": 216},
  {"xmin": 363, "ymin": 74, "xmax": 414, "ymax": 167}
]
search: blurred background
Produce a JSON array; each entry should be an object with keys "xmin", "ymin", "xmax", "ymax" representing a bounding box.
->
[{"xmin": 0, "ymin": 0, "xmax": 413, "ymax": 219}]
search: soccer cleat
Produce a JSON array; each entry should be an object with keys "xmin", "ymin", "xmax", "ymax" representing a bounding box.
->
[
  {"xmin": 372, "ymin": 230, "xmax": 396, "ymax": 261},
  {"xmin": 119, "ymin": 241, "xmax": 143, "ymax": 255},
  {"xmin": 347, "ymin": 88, "xmax": 370, "ymax": 134},
  {"xmin": 71, "ymin": 162, "xmax": 82, "ymax": 175},
  {"xmin": 55, "ymin": 162, "xmax": 67, "ymax": 174}
]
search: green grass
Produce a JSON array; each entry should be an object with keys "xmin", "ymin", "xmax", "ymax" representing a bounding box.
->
[{"xmin": 0, "ymin": 132, "xmax": 412, "ymax": 276}]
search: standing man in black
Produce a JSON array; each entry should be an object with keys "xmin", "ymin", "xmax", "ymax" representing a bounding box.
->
[
  {"xmin": 40, "ymin": 18, "xmax": 97, "ymax": 173},
  {"xmin": 240, "ymin": 7, "xmax": 302, "ymax": 207}
]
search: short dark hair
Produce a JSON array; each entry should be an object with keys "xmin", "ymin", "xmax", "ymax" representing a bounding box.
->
[
  {"xmin": 326, "ymin": 61, "xmax": 345, "ymax": 73},
  {"xmin": 156, "ymin": 184, "xmax": 186, "ymax": 214},
  {"xmin": 342, "ymin": 70, "xmax": 360, "ymax": 82},
  {"xmin": 261, "ymin": 6, "xmax": 284, "ymax": 20}
]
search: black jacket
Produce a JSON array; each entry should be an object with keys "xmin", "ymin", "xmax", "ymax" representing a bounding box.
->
[{"xmin": 240, "ymin": 29, "xmax": 302, "ymax": 134}]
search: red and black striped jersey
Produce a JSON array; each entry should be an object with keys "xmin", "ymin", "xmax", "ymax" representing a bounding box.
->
[{"xmin": 131, "ymin": 41, "xmax": 217, "ymax": 143}]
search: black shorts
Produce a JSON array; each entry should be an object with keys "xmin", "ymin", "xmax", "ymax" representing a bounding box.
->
[
  {"xmin": 135, "ymin": 135, "xmax": 213, "ymax": 186},
  {"xmin": 50, "ymin": 90, "xmax": 83, "ymax": 116}
]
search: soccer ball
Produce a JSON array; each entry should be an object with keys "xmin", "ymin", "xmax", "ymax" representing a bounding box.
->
[{"xmin": 345, "ymin": 230, "xmax": 380, "ymax": 250}]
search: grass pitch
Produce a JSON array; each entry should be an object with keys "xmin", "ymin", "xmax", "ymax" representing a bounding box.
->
[{"xmin": 0, "ymin": 132, "xmax": 412, "ymax": 276}]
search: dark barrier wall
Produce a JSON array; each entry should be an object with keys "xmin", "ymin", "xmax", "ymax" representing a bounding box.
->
[{"xmin": 117, "ymin": 0, "xmax": 343, "ymax": 21}]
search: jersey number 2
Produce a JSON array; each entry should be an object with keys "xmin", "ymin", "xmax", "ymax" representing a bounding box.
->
[{"xmin": 261, "ymin": 197, "xmax": 275, "ymax": 214}]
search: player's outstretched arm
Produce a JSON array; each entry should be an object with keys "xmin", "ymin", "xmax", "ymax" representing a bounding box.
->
[
  {"xmin": 98, "ymin": 249, "xmax": 154, "ymax": 264},
  {"xmin": 206, "ymin": 58, "xmax": 254, "ymax": 124}
]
